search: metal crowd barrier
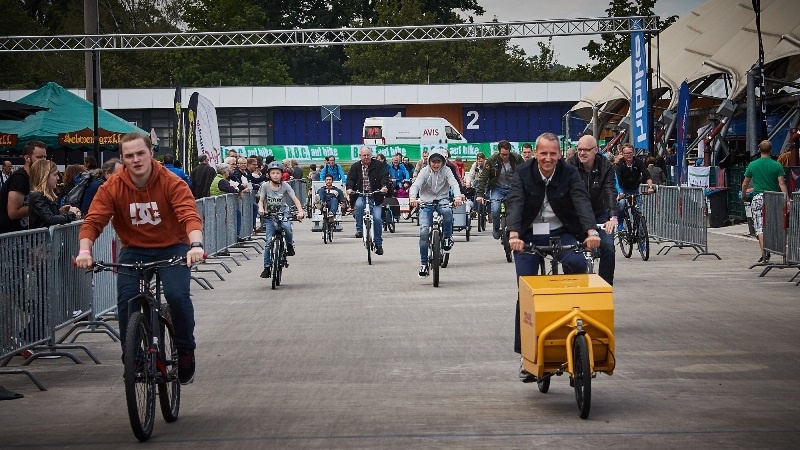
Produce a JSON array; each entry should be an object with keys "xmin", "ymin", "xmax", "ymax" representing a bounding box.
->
[
  {"xmin": 750, "ymin": 191, "xmax": 796, "ymax": 277},
  {"xmin": 288, "ymin": 179, "xmax": 308, "ymax": 208},
  {"xmin": 649, "ymin": 186, "xmax": 720, "ymax": 260},
  {"xmin": 788, "ymin": 192, "xmax": 800, "ymax": 285},
  {"xmin": 0, "ymin": 229, "xmax": 51, "ymax": 390},
  {"xmin": 60, "ymin": 222, "xmax": 120, "ymax": 342}
]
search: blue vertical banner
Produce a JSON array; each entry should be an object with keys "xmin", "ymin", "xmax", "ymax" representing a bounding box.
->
[
  {"xmin": 676, "ymin": 80, "xmax": 689, "ymax": 185},
  {"xmin": 630, "ymin": 19, "xmax": 649, "ymax": 153}
]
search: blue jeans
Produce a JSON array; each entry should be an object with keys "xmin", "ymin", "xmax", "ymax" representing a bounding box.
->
[
  {"xmin": 117, "ymin": 244, "xmax": 196, "ymax": 353},
  {"xmin": 418, "ymin": 202, "xmax": 453, "ymax": 265},
  {"xmin": 513, "ymin": 229, "xmax": 586, "ymax": 354},
  {"xmin": 324, "ymin": 198, "xmax": 339, "ymax": 219},
  {"xmin": 618, "ymin": 188, "xmax": 640, "ymax": 226},
  {"xmin": 263, "ymin": 216, "xmax": 293, "ymax": 266},
  {"xmin": 489, "ymin": 186, "xmax": 510, "ymax": 232},
  {"xmin": 354, "ymin": 196, "xmax": 383, "ymax": 246}
]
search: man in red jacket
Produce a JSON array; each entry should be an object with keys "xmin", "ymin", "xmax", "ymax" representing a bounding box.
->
[{"xmin": 75, "ymin": 132, "xmax": 204, "ymax": 385}]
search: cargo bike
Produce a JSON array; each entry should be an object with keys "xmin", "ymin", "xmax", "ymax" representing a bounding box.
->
[{"xmin": 517, "ymin": 240, "xmax": 616, "ymax": 419}]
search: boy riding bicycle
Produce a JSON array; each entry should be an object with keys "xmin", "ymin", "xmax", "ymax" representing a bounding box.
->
[
  {"xmin": 258, "ymin": 161, "xmax": 305, "ymax": 278},
  {"xmin": 409, "ymin": 148, "xmax": 463, "ymax": 278}
]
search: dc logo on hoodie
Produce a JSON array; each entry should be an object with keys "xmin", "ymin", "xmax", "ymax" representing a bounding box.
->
[{"xmin": 130, "ymin": 202, "xmax": 162, "ymax": 226}]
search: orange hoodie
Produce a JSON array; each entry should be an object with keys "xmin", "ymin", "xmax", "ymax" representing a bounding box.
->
[{"xmin": 79, "ymin": 160, "xmax": 203, "ymax": 248}]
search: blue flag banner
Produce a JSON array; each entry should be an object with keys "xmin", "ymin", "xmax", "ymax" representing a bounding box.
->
[
  {"xmin": 630, "ymin": 19, "xmax": 649, "ymax": 152},
  {"xmin": 676, "ymin": 80, "xmax": 689, "ymax": 185}
]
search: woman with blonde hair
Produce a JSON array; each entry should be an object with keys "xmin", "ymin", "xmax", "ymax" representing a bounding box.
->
[{"xmin": 28, "ymin": 159, "xmax": 81, "ymax": 229}]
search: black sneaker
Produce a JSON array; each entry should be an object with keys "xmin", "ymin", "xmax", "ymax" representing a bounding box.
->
[
  {"xmin": 260, "ymin": 267, "xmax": 271, "ymax": 278},
  {"xmin": 519, "ymin": 358, "xmax": 536, "ymax": 383},
  {"xmin": 286, "ymin": 244, "xmax": 295, "ymax": 256},
  {"xmin": 492, "ymin": 229, "xmax": 501, "ymax": 240},
  {"xmin": 418, "ymin": 265, "xmax": 429, "ymax": 278},
  {"xmin": 375, "ymin": 246, "xmax": 384, "ymax": 255},
  {"xmin": 758, "ymin": 251, "xmax": 771, "ymax": 263},
  {"xmin": 442, "ymin": 237, "xmax": 454, "ymax": 252},
  {"xmin": 178, "ymin": 350, "xmax": 195, "ymax": 385},
  {"xmin": 355, "ymin": 231, "xmax": 363, "ymax": 238}
]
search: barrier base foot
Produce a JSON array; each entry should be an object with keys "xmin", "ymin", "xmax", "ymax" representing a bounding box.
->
[
  {"xmin": 692, "ymin": 252, "xmax": 721, "ymax": 261},
  {"xmin": 191, "ymin": 276, "xmax": 213, "ymax": 290},
  {"xmin": 26, "ymin": 343, "xmax": 102, "ymax": 365},
  {"xmin": 58, "ymin": 320, "xmax": 120, "ymax": 344},
  {"xmin": 0, "ymin": 368, "xmax": 47, "ymax": 391},
  {"xmin": 194, "ymin": 267, "xmax": 225, "ymax": 281}
]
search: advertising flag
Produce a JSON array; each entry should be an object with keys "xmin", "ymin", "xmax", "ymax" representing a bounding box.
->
[
  {"xmin": 630, "ymin": 19, "xmax": 649, "ymax": 152},
  {"xmin": 186, "ymin": 92, "xmax": 199, "ymax": 165},
  {"xmin": 173, "ymin": 84, "xmax": 185, "ymax": 167},
  {"xmin": 676, "ymin": 80, "xmax": 689, "ymax": 185},
  {"xmin": 194, "ymin": 94, "xmax": 221, "ymax": 165}
]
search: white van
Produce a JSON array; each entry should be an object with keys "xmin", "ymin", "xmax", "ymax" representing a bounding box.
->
[{"xmin": 362, "ymin": 117, "xmax": 467, "ymax": 146}]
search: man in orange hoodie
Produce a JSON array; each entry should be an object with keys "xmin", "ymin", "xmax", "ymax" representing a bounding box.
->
[{"xmin": 75, "ymin": 132, "xmax": 204, "ymax": 385}]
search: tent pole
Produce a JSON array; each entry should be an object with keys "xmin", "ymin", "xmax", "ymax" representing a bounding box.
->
[{"xmin": 92, "ymin": 49, "xmax": 100, "ymax": 162}]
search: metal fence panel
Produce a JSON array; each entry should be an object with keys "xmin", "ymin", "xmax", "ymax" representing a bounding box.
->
[
  {"xmin": 789, "ymin": 192, "xmax": 800, "ymax": 265},
  {"xmin": 762, "ymin": 191, "xmax": 788, "ymax": 260},
  {"xmin": 49, "ymin": 222, "xmax": 93, "ymax": 330},
  {"xmin": 0, "ymin": 229, "xmax": 51, "ymax": 359},
  {"xmin": 239, "ymin": 191, "xmax": 255, "ymax": 239},
  {"xmin": 214, "ymin": 195, "xmax": 228, "ymax": 253},
  {"xmin": 202, "ymin": 198, "xmax": 219, "ymax": 256},
  {"xmin": 288, "ymin": 179, "xmax": 307, "ymax": 208},
  {"xmin": 91, "ymin": 222, "xmax": 118, "ymax": 319},
  {"xmin": 225, "ymin": 194, "xmax": 238, "ymax": 246}
]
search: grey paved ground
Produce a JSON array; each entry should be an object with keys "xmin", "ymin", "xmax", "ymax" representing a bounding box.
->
[{"xmin": 1, "ymin": 218, "xmax": 799, "ymax": 448}]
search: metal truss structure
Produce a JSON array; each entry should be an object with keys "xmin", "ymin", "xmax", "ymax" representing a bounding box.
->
[{"xmin": 0, "ymin": 16, "xmax": 659, "ymax": 52}]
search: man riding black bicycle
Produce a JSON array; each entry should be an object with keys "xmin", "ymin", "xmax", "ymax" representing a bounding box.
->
[
  {"xmin": 506, "ymin": 132, "xmax": 600, "ymax": 383},
  {"xmin": 567, "ymin": 134, "xmax": 619, "ymax": 285},
  {"xmin": 408, "ymin": 148, "xmax": 463, "ymax": 278},
  {"xmin": 614, "ymin": 142, "xmax": 654, "ymax": 231},
  {"xmin": 76, "ymin": 132, "xmax": 204, "ymax": 385},
  {"xmin": 475, "ymin": 140, "xmax": 524, "ymax": 240}
]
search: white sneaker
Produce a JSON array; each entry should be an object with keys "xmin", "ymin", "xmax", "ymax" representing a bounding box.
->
[{"xmin": 418, "ymin": 265, "xmax": 429, "ymax": 278}]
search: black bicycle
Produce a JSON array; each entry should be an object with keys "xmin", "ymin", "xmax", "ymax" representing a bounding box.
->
[
  {"xmin": 418, "ymin": 200, "xmax": 452, "ymax": 287},
  {"xmin": 263, "ymin": 209, "xmax": 295, "ymax": 289},
  {"xmin": 89, "ymin": 256, "xmax": 188, "ymax": 442},
  {"xmin": 617, "ymin": 193, "xmax": 650, "ymax": 261},
  {"xmin": 486, "ymin": 197, "xmax": 512, "ymax": 263},
  {"xmin": 320, "ymin": 201, "xmax": 336, "ymax": 244}
]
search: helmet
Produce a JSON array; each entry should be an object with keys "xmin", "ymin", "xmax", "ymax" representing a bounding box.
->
[
  {"xmin": 266, "ymin": 161, "xmax": 284, "ymax": 173},
  {"xmin": 428, "ymin": 147, "xmax": 448, "ymax": 163}
]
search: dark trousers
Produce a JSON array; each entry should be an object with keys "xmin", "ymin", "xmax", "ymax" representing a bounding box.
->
[
  {"xmin": 117, "ymin": 244, "xmax": 196, "ymax": 353},
  {"xmin": 513, "ymin": 229, "xmax": 586, "ymax": 354}
]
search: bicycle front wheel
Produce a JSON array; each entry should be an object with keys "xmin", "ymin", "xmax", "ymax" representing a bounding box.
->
[
  {"xmin": 322, "ymin": 217, "xmax": 329, "ymax": 244},
  {"xmin": 158, "ymin": 306, "xmax": 180, "ymax": 423},
  {"xmin": 573, "ymin": 334, "xmax": 592, "ymax": 419},
  {"xmin": 618, "ymin": 213, "xmax": 633, "ymax": 258},
  {"xmin": 270, "ymin": 239, "xmax": 282, "ymax": 290},
  {"xmin": 365, "ymin": 219, "xmax": 373, "ymax": 265},
  {"xmin": 125, "ymin": 311, "xmax": 157, "ymax": 441},
  {"xmin": 431, "ymin": 229, "xmax": 441, "ymax": 287},
  {"xmin": 501, "ymin": 217, "xmax": 512, "ymax": 263},
  {"xmin": 638, "ymin": 215, "xmax": 650, "ymax": 261}
]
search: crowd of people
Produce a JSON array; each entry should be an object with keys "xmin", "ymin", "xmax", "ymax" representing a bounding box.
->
[{"xmin": 2, "ymin": 132, "xmax": 796, "ymax": 388}]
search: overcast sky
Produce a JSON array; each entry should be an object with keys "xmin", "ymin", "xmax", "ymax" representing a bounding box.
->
[{"xmin": 468, "ymin": 0, "xmax": 707, "ymax": 67}]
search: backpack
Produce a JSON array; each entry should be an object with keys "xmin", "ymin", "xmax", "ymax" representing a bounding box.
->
[{"xmin": 64, "ymin": 172, "xmax": 93, "ymax": 207}]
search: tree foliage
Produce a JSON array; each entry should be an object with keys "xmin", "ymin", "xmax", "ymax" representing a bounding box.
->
[{"xmin": 582, "ymin": 0, "xmax": 677, "ymax": 79}]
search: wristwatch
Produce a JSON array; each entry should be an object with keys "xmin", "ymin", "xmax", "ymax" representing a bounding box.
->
[
  {"xmin": 588, "ymin": 230, "xmax": 599, "ymax": 237},
  {"xmin": 190, "ymin": 242, "xmax": 204, "ymax": 249}
]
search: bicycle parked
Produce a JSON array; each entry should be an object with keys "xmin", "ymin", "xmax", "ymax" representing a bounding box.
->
[
  {"xmin": 353, "ymin": 190, "xmax": 382, "ymax": 265},
  {"xmin": 88, "ymin": 256, "xmax": 192, "ymax": 441},
  {"xmin": 617, "ymin": 193, "xmax": 651, "ymax": 261}
]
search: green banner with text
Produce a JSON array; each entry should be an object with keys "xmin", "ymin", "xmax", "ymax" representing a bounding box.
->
[{"xmin": 220, "ymin": 142, "xmax": 541, "ymax": 162}]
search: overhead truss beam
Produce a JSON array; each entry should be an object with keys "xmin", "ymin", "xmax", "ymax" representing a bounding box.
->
[{"xmin": 0, "ymin": 16, "xmax": 659, "ymax": 52}]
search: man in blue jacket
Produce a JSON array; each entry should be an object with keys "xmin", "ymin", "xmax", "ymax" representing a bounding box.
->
[
  {"xmin": 163, "ymin": 154, "xmax": 192, "ymax": 187},
  {"xmin": 319, "ymin": 155, "xmax": 346, "ymax": 182},
  {"xmin": 388, "ymin": 153, "xmax": 410, "ymax": 190}
]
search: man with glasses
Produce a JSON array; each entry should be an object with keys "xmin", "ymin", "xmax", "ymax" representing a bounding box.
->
[
  {"xmin": 614, "ymin": 143, "xmax": 654, "ymax": 231},
  {"xmin": 567, "ymin": 135, "xmax": 619, "ymax": 285},
  {"xmin": 475, "ymin": 140, "xmax": 524, "ymax": 240},
  {"xmin": 346, "ymin": 146, "xmax": 390, "ymax": 255},
  {"xmin": 319, "ymin": 155, "xmax": 346, "ymax": 182}
]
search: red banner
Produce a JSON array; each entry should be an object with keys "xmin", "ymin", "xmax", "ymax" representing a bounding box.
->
[{"xmin": 0, "ymin": 132, "xmax": 17, "ymax": 147}]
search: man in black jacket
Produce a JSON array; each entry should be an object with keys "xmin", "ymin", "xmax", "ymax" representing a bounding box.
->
[
  {"xmin": 567, "ymin": 134, "xmax": 619, "ymax": 285},
  {"xmin": 346, "ymin": 146, "xmax": 390, "ymax": 255},
  {"xmin": 506, "ymin": 132, "xmax": 600, "ymax": 383},
  {"xmin": 190, "ymin": 154, "xmax": 217, "ymax": 199},
  {"xmin": 615, "ymin": 143, "xmax": 654, "ymax": 227}
]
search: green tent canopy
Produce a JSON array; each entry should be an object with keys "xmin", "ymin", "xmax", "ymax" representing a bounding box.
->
[{"xmin": 0, "ymin": 82, "xmax": 147, "ymax": 151}]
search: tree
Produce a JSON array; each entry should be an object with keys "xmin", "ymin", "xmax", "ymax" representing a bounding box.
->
[{"xmin": 582, "ymin": 0, "xmax": 676, "ymax": 79}]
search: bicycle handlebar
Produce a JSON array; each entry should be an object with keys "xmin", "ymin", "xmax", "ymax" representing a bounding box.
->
[
  {"xmin": 85, "ymin": 255, "xmax": 193, "ymax": 273},
  {"xmin": 520, "ymin": 242, "xmax": 587, "ymax": 255},
  {"xmin": 351, "ymin": 190, "xmax": 383, "ymax": 197}
]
